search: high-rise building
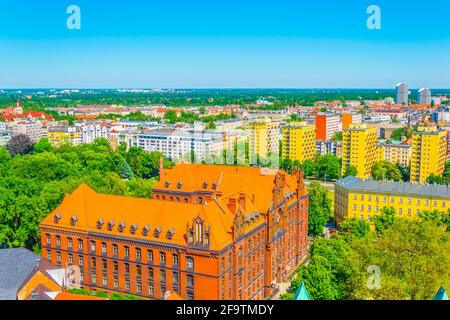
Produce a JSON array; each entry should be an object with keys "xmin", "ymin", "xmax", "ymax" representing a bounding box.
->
[
  {"xmin": 281, "ymin": 122, "xmax": 316, "ymax": 163},
  {"xmin": 315, "ymin": 113, "xmax": 339, "ymax": 141},
  {"xmin": 40, "ymin": 164, "xmax": 309, "ymax": 300},
  {"xmin": 248, "ymin": 118, "xmax": 280, "ymax": 163},
  {"xmin": 396, "ymin": 83, "xmax": 409, "ymax": 105},
  {"xmin": 410, "ymin": 125, "xmax": 447, "ymax": 184},
  {"xmin": 341, "ymin": 113, "xmax": 363, "ymax": 130},
  {"xmin": 418, "ymin": 88, "xmax": 432, "ymax": 105},
  {"xmin": 341, "ymin": 124, "xmax": 377, "ymax": 179}
]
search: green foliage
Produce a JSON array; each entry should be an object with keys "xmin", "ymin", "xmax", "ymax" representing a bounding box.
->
[
  {"xmin": 371, "ymin": 161, "xmax": 402, "ymax": 182},
  {"xmin": 373, "ymin": 206, "xmax": 396, "ymax": 234},
  {"xmin": 119, "ymin": 159, "xmax": 134, "ymax": 179},
  {"xmin": 0, "ymin": 140, "xmax": 172, "ymax": 252},
  {"xmin": 391, "ymin": 127, "xmax": 412, "ymax": 141},
  {"xmin": 331, "ymin": 131, "xmax": 342, "ymax": 142},
  {"xmin": 343, "ymin": 165, "xmax": 357, "ymax": 178},
  {"xmin": 68, "ymin": 288, "xmax": 141, "ymax": 300},
  {"xmin": 287, "ymin": 216, "xmax": 450, "ymax": 300},
  {"xmin": 339, "ymin": 217, "xmax": 370, "ymax": 238},
  {"xmin": 307, "ymin": 182, "xmax": 332, "ymax": 237},
  {"xmin": 315, "ymin": 155, "xmax": 341, "ymax": 180}
]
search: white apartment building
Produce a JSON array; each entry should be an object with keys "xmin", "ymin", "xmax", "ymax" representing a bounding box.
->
[
  {"xmin": 8, "ymin": 122, "xmax": 43, "ymax": 142},
  {"xmin": 76, "ymin": 123, "xmax": 109, "ymax": 144}
]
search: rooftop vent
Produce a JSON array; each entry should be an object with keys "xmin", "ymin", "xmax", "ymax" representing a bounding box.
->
[
  {"xmin": 130, "ymin": 224, "xmax": 138, "ymax": 235},
  {"xmin": 107, "ymin": 220, "xmax": 115, "ymax": 231},
  {"xmin": 54, "ymin": 213, "xmax": 62, "ymax": 224},
  {"xmin": 167, "ymin": 228, "xmax": 175, "ymax": 240},
  {"xmin": 70, "ymin": 215, "xmax": 79, "ymax": 226},
  {"xmin": 154, "ymin": 227, "xmax": 162, "ymax": 238},
  {"xmin": 97, "ymin": 218, "xmax": 105, "ymax": 229},
  {"xmin": 118, "ymin": 221, "xmax": 127, "ymax": 232},
  {"xmin": 142, "ymin": 225, "xmax": 151, "ymax": 236}
]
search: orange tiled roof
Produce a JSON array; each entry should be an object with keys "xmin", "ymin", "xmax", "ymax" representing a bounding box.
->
[
  {"xmin": 165, "ymin": 292, "xmax": 184, "ymax": 300},
  {"xmin": 40, "ymin": 183, "xmax": 265, "ymax": 251},
  {"xmin": 155, "ymin": 164, "xmax": 300, "ymax": 212},
  {"xmin": 54, "ymin": 292, "xmax": 107, "ymax": 300}
]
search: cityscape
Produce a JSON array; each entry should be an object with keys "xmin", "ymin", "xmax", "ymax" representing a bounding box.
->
[{"xmin": 1, "ymin": 0, "xmax": 450, "ymax": 311}]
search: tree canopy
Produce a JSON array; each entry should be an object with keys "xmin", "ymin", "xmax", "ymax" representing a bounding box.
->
[{"xmin": 0, "ymin": 138, "xmax": 172, "ymax": 252}]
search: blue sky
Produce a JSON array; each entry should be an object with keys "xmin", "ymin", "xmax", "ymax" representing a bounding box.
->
[{"xmin": 0, "ymin": 0, "xmax": 449, "ymax": 88}]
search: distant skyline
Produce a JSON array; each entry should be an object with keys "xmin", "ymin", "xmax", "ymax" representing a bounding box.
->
[{"xmin": 1, "ymin": 0, "xmax": 449, "ymax": 88}]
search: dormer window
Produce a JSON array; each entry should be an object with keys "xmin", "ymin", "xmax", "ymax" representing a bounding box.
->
[
  {"xmin": 165, "ymin": 180, "xmax": 171, "ymax": 188},
  {"xmin": 166, "ymin": 228, "xmax": 175, "ymax": 240},
  {"xmin": 70, "ymin": 215, "xmax": 79, "ymax": 226},
  {"xmin": 130, "ymin": 224, "xmax": 138, "ymax": 235},
  {"xmin": 108, "ymin": 220, "xmax": 115, "ymax": 231},
  {"xmin": 177, "ymin": 181, "xmax": 183, "ymax": 189},
  {"xmin": 212, "ymin": 183, "xmax": 217, "ymax": 190},
  {"xmin": 202, "ymin": 182, "xmax": 209, "ymax": 189},
  {"xmin": 54, "ymin": 213, "xmax": 62, "ymax": 224},
  {"xmin": 97, "ymin": 218, "xmax": 105, "ymax": 230},
  {"xmin": 154, "ymin": 227, "xmax": 162, "ymax": 238},
  {"xmin": 118, "ymin": 221, "xmax": 126, "ymax": 233},
  {"xmin": 142, "ymin": 225, "xmax": 151, "ymax": 236}
]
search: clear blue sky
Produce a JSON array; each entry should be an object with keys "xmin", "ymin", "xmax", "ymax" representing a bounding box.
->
[{"xmin": 0, "ymin": 0, "xmax": 449, "ymax": 88}]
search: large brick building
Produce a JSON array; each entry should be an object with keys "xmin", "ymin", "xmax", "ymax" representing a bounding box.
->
[{"xmin": 40, "ymin": 163, "xmax": 308, "ymax": 300}]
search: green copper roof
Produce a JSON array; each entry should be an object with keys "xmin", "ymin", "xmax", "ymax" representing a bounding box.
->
[
  {"xmin": 293, "ymin": 282, "xmax": 311, "ymax": 300},
  {"xmin": 433, "ymin": 287, "xmax": 448, "ymax": 300}
]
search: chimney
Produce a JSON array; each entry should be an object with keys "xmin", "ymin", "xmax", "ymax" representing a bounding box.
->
[
  {"xmin": 239, "ymin": 193, "xmax": 246, "ymax": 209},
  {"xmin": 228, "ymin": 198, "xmax": 237, "ymax": 213},
  {"xmin": 159, "ymin": 157, "xmax": 164, "ymax": 180}
]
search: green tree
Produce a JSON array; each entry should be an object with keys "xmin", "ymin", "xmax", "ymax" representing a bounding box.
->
[
  {"xmin": 343, "ymin": 165, "xmax": 357, "ymax": 177},
  {"xmin": 307, "ymin": 182, "xmax": 332, "ymax": 237},
  {"xmin": 119, "ymin": 159, "xmax": 134, "ymax": 179},
  {"xmin": 371, "ymin": 161, "xmax": 402, "ymax": 182},
  {"xmin": 301, "ymin": 160, "xmax": 316, "ymax": 177},
  {"xmin": 316, "ymin": 155, "xmax": 341, "ymax": 180},
  {"xmin": 373, "ymin": 206, "xmax": 396, "ymax": 234},
  {"xmin": 339, "ymin": 217, "xmax": 370, "ymax": 238}
]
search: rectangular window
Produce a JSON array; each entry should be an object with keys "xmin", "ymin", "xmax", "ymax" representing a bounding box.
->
[
  {"xmin": 148, "ymin": 267, "xmax": 154, "ymax": 280},
  {"xmin": 113, "ymin": 261, "xmax": 118, "ymax": 273},
  {"xmin": 125, "ymin": 263, "xmax": 130, "ymax": 275},
  {"xmin": 124, "ymin": 246, "xmax": 130, "ymax": 258},
  {"xmin": 112, "ymin": 244, "xmax": 118, "ymax": 256},
  {"xmin": 57, "ymin": 251, "xmax": 61, "ymax": 262},
  {"xmin": 78, "ymin": 239, "xmax": 83, "ymax": 251},
  {"xmin": 91, "ymin": 273, "xmax": 97, "ymax": 284},
  {"xmin": 114, "ymin": 277, "xmax": 119, "ymax": 288},
  {"xmin": 160, "ymin": 252, "xmax": 166, "ymax": 265},
  {"xmin": 160, "ymin": 270, "xmax": 166, "ymax": 283},
  {"xmin": 187, "ymin": 274, "xmax": 194, "ymax": 287},
  {"xmin": 172, "ymin": 254, "xmax": 178, "ymax": 266},
  {"xmin": 47, "ymin": 250, "xmax": 52, "ymax": 261},
  {"xmin": 46, "ymin": 234, "xmax": 51, "ymax": 245},
  {"xmin": 102, "ymin": 275, "xmax": 107, "ymax": 286},
  {"xmin": 125, "ymin": 279, "xmax": 130, "ymax": 291},
  {"xmin": 56, "ymin": 236, "xmax": 61, "ymax": 246},
  {"xmin": 148, "ymin": 283, "xmax": 154, "ymax": 296},
  {"xmin": 136, "ymin": 248, "xmax": 141, "ymax": 260},
  {"xmin": 68, "ymin": 254, "xmax": 73, "ymax": 265},
  {"xmin": 91, "ymin": 241, "xmax": 96, "ymax": 253},
  {"xmin": 137, "ymin": 281, "xmax": 142, "ymax": 294},
  {"xmin": 186, "ymin": 257, "xmax": 194, "ymax": 270},
  {"xmin": 101, "ymin": 242, "xmax": 107, "ymax": 254},
  {"xmin": 147, "ymin": 250, "xmax": 154, "ymax": 263},
  {"xmin": 173, "ymin": 272, "xmax": 179, "ymax": 286},
  {"xmin": 68, "ymin": 237, "xmax": 73, "ymax": 249},
  {"xmin": 78, "ymin": 255, "xmax": 84, "ymax": 266}
]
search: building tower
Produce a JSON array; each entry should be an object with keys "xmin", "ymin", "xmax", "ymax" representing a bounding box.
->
[
  {"xmin": 341, "ymin": 124, "xmax": 377, "ymax": 179},
  {"xmin": 396, "ymin": 83, "xmax": 409, "ymax": 105},
  {"xmin": 410, "ymin": 125, "xmax": 447, "ymax": 184},
  {"xmin": 418, "ymin": 88, "xmax": 432, "ymax": 105}
]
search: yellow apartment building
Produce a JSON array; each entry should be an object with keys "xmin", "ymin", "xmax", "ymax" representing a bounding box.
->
[
  {"xmin": 334, "ymin": 176, "xmax": 450, "ymax": 226},
  {"xmin": 248, "ymin": 118, "xmax": 280, "ymax": 162},
  {"xmin": 341, "ymin": 124, "xmax": 377, "ymax": 179},
  {"xmin": 47, "ymin": 126, "xmax": 82, "ymax": 146},
  {"xmin": 410, "ymin": 125, "xmax": 447, "ymax": 184},
  {"xmin": 281, "ymin": 121, "xmax": 316, "ymax": 163}
]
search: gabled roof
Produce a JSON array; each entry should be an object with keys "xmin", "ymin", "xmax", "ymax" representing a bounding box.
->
[
  {"xmin": 433, "ymin": 287, "xmax": 448, "ymax": 300},
  {"xmin": 155, "ymin": 164, "xmax": 301, "ymax": 212},
  {"xmin": 293, "ymin": 282, "xmax": 311, "ymax": 300},
  {"xmin": 40, "ymin": 183, "xmax": 265, "ymax": 251},
  {"xmin": 0, "ymin": 248, "xmax": 52, "ymax": 300}
]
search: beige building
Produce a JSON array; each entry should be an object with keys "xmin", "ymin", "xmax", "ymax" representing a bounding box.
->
[{"xmin": 378, "ymin": 143, "xmax": 412, "ymax": 167}]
